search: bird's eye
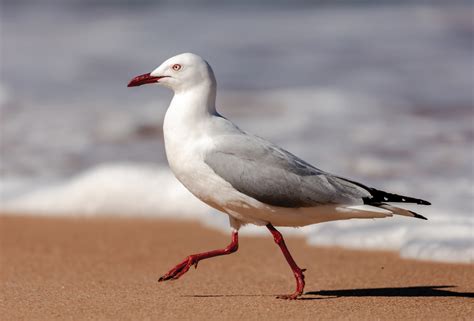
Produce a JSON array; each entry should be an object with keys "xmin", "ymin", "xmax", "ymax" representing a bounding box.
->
[{"xmin": 172, "ymin": 64, "xmax": 182, "ymax": 71}]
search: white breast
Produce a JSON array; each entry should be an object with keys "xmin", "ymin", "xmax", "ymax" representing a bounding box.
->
[{"xmin": 162, "ymin": 97, "xmax": 238, "ymax": 212}]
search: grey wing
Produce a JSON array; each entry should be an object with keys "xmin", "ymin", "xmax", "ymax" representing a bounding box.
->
[{"xmin": 204, "ymin": 135, "xmax": 371, "ymax": 208}]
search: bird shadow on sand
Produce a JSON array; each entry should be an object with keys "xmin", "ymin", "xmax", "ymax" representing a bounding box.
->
[
  {"xmin": 182, "ymin": 294, "xmax": 334, "ymax": 300},
  {"xmin": 182, "ymin": 294, "xmax": 267, "ymax": 298},
  {"xmin": 302, "ymin": 285, "xmax": 474, "ymax": 300}
]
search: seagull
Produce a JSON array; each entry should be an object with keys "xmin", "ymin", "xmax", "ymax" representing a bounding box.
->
[{"xmin": 127, "ymin": 53, "xmax": 430, "ymax": 299}]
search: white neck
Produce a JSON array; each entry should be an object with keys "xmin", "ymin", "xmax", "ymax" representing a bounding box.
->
[
  {"xmin": 163, "ymin": 81, "xmax": 218, "ymax": 151},
  {"xmin": 171, "ymin": 81, "xmax": 217, "ymax": 118},
  {"xmin": 162, "ymin": 81, "xmax": 219, "ymax": 184}
]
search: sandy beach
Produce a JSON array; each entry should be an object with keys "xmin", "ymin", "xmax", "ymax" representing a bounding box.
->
[{"xmin": 0, "ymin": 215, "xmax": 472, "ymax": 320}]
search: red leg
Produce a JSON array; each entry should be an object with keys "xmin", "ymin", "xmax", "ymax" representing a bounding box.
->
[
  {"xmin": 158, "ymin": 230, "xmax": 239, "ymax": 282},
  {"xmin": 266, "ymin": 224, "xmax": 306, "ymax": 300}
]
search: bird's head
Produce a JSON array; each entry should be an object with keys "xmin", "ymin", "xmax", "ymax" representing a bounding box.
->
[{"xmin": 127, "ymin": 53, "xmax": 216, "ymax": 92}]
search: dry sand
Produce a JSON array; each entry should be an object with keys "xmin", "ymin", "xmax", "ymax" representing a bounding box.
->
[{"xmin": 1, "ymin": 215, "xmax": 472, "ymax": 321}]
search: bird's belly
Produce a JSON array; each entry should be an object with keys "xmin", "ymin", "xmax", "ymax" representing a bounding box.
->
[
  {"xmin": 170, "ymin": 160, "xmax": 226, "ymax": 209},
  {"xmin": 164, "ymin": 138, "xmax": 233, "ymax": 211}
]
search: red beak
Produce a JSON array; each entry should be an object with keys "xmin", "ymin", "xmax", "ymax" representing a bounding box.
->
[{"xmin": 127, "ymin": 73, "xmax": 167, "ymax": 87}]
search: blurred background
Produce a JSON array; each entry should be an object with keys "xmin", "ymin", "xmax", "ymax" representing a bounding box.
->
[{"xmin": 1, "ymin": 0, "xmax": 473, "ymax": 263}]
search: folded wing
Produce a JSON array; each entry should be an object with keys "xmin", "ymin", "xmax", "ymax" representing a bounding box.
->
[
  {"xmin": 204, "ymin": 134, "xmax": 429, "ymax": 219},
  {"xmin": 204, "ymin": 135, "xmax": 370, "ymax": 208}
]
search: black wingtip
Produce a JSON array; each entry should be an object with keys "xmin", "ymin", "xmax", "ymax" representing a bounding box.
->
[
  {"xmin": 338, "ymin": 177, "xmax": 431, "ymax": 206},
  {"xmin": 363, "ymin": 193, "xmax": 431, "ymax": 206},
  {"xmin": 418, "ymin": 200, "xmax": 431, "ymax": 206},
  {"xmin": 409, "ymin": 210, "xmax": 428, "ymax": 220}
]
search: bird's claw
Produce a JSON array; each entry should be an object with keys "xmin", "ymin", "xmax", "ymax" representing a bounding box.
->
[
  {"xmin": 158, "ymin": 256, "xmax": 198, "ymax": 282},
  {"xmin": 275, "ymin": 267, "xmax": 305, "ymax": 299}
]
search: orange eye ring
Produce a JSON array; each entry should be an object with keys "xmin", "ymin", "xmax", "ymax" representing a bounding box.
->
[{"xmin": 172, "ymin": 64, "xmax": 182, "ymax": 71}]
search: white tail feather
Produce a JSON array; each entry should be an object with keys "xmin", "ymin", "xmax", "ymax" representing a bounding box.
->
[
  {"xmin": 340, "ymin": 205, "xmax": 393, "ymax": 219},
  {"xmin": 377, "ymin": 204, "xmax": 417, "ymax": 218}
]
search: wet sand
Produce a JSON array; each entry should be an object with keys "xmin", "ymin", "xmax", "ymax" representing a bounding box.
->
[{"xmin": 1, "ymin": 215, "xmax": 472, "ymax": 320}]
